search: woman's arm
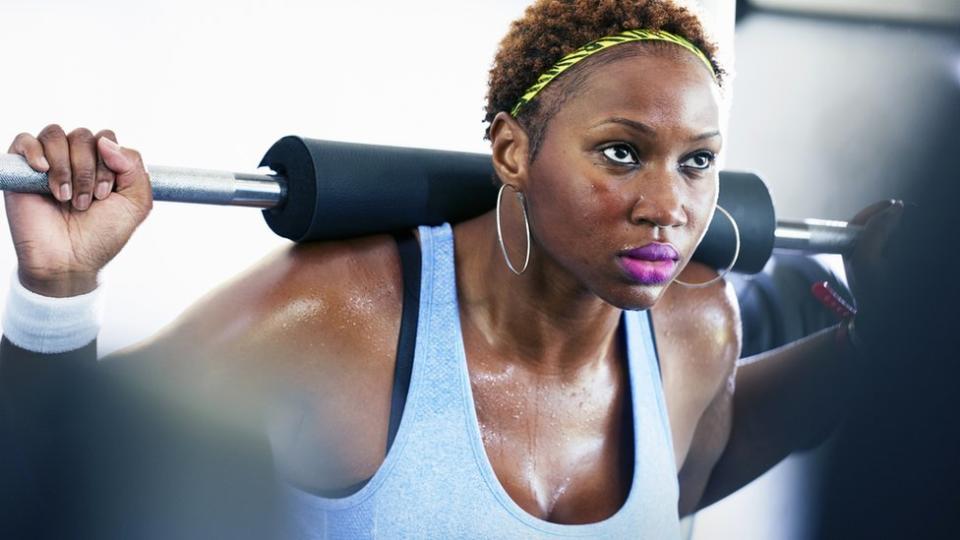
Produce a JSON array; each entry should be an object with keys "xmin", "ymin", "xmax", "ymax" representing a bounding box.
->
[
  {"xmin": 689, "ymin": 201, "xmax": 904, "ymax": 512},
  {"xmin": 694, "ymin": 325, "xmax": 855, "ymax": 510}
]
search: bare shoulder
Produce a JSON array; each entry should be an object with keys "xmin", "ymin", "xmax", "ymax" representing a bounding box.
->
[
  {"xmin": 124, "ymin": 231, "xmax": 411, "ymax": 395},
  {"xmin": 652, "ymin": 261, "xmax": 741, "ymax": 394}
]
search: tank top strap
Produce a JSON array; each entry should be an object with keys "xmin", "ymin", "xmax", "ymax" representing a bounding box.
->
[
  {"xmin": 623, "ymin": 309, "xmax": 677, "ymax": 469},
  {"xmin": 404, "ymin": 222, "xmax": 471, "ymax": 426}
]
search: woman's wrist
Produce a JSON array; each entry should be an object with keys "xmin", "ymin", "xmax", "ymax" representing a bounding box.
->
[{"xmin": 17, "ymin": 267, "xmax": 99, "ymax": 298}]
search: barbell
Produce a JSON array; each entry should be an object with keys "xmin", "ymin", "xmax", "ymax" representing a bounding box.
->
[{"xmin": 0, "ymin": 136, "xmax": 860, "ymax": 274}]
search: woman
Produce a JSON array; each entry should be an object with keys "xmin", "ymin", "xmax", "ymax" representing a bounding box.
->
[{"xmin": 1, "ymin": 0, "xmax": 902, "ymax": 537}]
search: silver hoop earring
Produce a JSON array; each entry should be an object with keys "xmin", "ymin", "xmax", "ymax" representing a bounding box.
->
[
  {"xmin": 495, "ymin": 183, "xmax": 531, "ymax": 275},
  {"xmin": 674, "ymin": 204, "xmax": 741, "ymax": 289}
]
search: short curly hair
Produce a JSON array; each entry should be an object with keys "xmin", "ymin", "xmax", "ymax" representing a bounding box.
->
[{"xmin": 483, "ymin": 0, "xmax": 725, "ymax": 168}]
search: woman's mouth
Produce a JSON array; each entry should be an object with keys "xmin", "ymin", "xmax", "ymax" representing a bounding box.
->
[{"xmin": 618, "ymin": 243, "xmax": 679, "ymax": 285}]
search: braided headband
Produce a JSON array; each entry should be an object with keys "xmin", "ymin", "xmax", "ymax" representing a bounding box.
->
[{"xmin": 510, "ymin": 29, "xmax": 716, "ymax": 117}]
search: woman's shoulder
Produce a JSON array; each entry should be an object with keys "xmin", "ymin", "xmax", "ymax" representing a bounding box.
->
[
  {"xmin": 231, "ymin": 229, "xmax": 413, "ymax": 345},
  {"xmin": 144, "ymin": 230, "xmax": 416, "ymax": 376},
  {"xmin": 653, "ymin": 261, "xmax": 742, "ymax": 398},
  {"xmin": 127, "ymin": 231, "xmax": 419, "ymax": 490},
  {"xmin": 280, "ymin": 230, "xmax": 411, "ymax": 300}
]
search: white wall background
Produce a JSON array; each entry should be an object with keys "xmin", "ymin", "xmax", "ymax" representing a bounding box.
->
[
  {"xmin": 0, "ymin": 1, "xmax": 803, "ymax": 538},
  {"xmin": 0, "ymin": 0, "xmax": 526, "ymax": 354}
]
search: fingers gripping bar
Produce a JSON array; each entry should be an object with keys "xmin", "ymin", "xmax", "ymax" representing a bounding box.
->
[{"xmin": 0, "ymin": 154, "xmax": 285, "ymax": 208}]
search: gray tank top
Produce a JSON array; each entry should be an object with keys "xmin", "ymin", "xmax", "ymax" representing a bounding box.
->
[{"xmin": 282, "ymin": 222, "xmax": 681, "ymax": 538}]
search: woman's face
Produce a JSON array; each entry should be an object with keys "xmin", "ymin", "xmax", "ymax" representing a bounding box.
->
[{"xmin": 522, "ymin": 49, "xmax": 723, "ymax": 310}]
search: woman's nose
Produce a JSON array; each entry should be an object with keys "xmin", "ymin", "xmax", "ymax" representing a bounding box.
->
[{"xmin": 628, "ymin": 170, "xmax": 687, "ymax": 229}]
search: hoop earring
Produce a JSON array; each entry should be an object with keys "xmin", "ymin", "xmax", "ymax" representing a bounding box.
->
[
  {"xmin": 674, "ymin": 204, "xmax": 741, "ymax": 289},
  {"xmin": 495, "ymin": 183, "xmax": 531, "ymax": 275}
]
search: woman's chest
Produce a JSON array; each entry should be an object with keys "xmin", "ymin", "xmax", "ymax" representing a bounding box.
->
[{"xmin": 465, "ymin": 337, "xmax": 635, "ymax": 523}]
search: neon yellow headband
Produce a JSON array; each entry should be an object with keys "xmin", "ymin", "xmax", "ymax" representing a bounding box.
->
[{"xmin": 510, "ymin": 29, "xmax": 717, "ymax": 117}]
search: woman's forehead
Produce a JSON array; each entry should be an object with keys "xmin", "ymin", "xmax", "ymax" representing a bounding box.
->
[{"xmin": 552, "ymin": 51, "xmax": 721, "ymax": 135}]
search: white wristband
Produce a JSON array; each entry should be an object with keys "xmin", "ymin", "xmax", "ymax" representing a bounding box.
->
[{"xmin": 2, "ymin": 270, "xmax": 104, "ymax": 353}]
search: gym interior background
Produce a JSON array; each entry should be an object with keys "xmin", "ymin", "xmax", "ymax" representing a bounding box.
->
[{"xmin": 1, "ymin": 1, "xmax": 957, "ymax": 538}]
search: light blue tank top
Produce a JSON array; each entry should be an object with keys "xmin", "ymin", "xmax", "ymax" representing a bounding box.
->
[{"xmin": 282, "ymin": 222, "xmax": 680, "ymax": 538}]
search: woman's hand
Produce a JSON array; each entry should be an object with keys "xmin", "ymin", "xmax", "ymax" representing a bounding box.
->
[
  {"xmin": 842, "ymin": 199, "xmax": 907, "ymax": 334},
  {"xmin": 4, "ymin": 125, "xmax": 153, "ymax": 297}
]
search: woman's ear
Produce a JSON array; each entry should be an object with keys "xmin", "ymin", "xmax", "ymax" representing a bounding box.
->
[{"xmin": 489, "ymin": 111, "xmax": 530, "ymax": 190}]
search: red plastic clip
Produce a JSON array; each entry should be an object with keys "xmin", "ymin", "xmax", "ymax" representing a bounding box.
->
[{"xmin": 810, "ymin": 281, "xmax": 857, "ymax": 320}]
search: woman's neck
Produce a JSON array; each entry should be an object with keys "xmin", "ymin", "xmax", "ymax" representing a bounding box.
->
[{"xmin": 453, "ymin": 212, "xmax": 623, "ymax": 377}]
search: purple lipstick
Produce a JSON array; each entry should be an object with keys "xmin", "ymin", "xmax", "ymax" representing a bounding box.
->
[{"xmin": 618, "ymin": 243, "xmax": 679, "ymax": 285}]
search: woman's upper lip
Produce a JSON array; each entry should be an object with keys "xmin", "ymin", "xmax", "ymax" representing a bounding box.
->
[{"xmin": 620, "ymin": 243, "xmax": 680, "ymax": 261}]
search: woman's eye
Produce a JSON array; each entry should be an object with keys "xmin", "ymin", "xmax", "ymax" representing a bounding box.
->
[
  {"xmin": 681, "ymin": 151, "xmax": 716, "ymax": 170},
  {"xmin": 601, "ymin": 144, "xmax": 639, "ymax": 165}
]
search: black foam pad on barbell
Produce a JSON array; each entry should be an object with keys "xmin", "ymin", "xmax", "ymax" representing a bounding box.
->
[
  {"xmin": 711, "ymin": 170, "xmax": 775, "ymax": 274},
  {"xmin": 260, "ymin": 136, "xmax": 775, "ymax": 274},
  {"xmin": 259, "ymin": 136, "xmax": 496, "ymax": 241}
]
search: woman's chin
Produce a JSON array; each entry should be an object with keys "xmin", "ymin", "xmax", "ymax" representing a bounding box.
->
[{"xmin": 599, "ymin": 282, "xmax": 668, "ymax": 311}]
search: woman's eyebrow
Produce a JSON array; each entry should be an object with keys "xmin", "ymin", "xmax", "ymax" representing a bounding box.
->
[
  {"xmin": 590, "ymin": 117, "xmax": 656, "ymax": 136},
  {"xmin": 692, "ymin": 130, "xmax": 721, "ymax": 142},
  {"xmin": 590, "ymin": 117, "xmax": 721, "ymax": 142}
]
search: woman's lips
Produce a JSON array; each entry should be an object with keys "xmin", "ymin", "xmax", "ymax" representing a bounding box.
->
[
  {"xmin": 622, "ymin": 243, "xmax": 679, "ymax": 261},
  {"xmin": 618, "ymin": 243, "xmax": 679, "ymax": 285}
]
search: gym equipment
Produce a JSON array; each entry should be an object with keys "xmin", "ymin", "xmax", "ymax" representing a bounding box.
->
[{"xmin": 0, "ymin": 136, "xmax": 861, "ymax": 274}]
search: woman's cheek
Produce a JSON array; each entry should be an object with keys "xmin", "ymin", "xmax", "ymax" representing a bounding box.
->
[
  {"xmin": 591, "ymin": 183, "xmax": 631, "ymax": 221},
  {"xmin": 527, "ymin": 183, "xmax": 603, "ymax": 264},
  {"xmin": 528, "ymin": 176, "xmax": 591, "ymax": 227},
  {"xmin": 684, "ymin": 197, "xmax": 716, "ymax": 257}
]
